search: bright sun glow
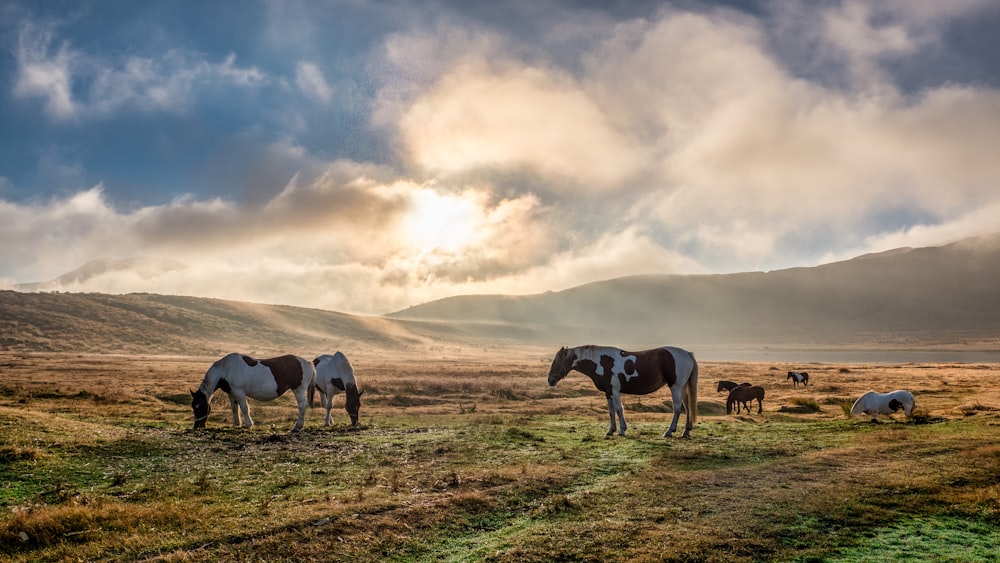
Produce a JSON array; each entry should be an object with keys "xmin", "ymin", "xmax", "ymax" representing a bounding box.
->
[{"xmin": 403, "ymin": 189, "xmax": 481, "ymax": 252}]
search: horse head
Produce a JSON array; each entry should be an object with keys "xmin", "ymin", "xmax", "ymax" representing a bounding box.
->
[
  {"xmin": 345, "ymin": 386, "xmax": 364, "ymax": 426},
  {"xmin": 548, "ymin": 347, "xmax": 575, "ymax": 387},
  {"xmin": 191, "ymin": 389, "xmax": 211, "ymax": 429},
  {"xmin": 887, "ymin": 398, "xmax": 903, "ymax": 412}
]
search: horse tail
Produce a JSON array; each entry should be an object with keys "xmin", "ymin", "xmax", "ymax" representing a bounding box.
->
[
  {"xmin": 686, "ymin": 353, "xmax": 699, "ymax": 425},
  {"xmin": 308, "ymin": 363, "xmax": 317, "ymax": 408}
]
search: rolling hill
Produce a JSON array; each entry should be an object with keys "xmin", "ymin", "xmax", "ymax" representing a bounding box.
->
[
  {"xmin": 390, "ymin": 234, "xmax": 1000, "ymax": 353},
  {"xmin": 3, "ymin": 234, "xmax": 1000, "ymax": 358},
  {"xmin": 0, "ymin": 291, "xmax": 531, "ymax": 357}
]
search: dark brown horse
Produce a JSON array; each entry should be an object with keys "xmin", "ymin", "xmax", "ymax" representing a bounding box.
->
[
  {"xmin": 717, "ymin": 380, "xmax": 751, "ymax": 392},
  {"xmin": 717, "ymin": 381, "xmax": 752, "ymax": 412},
  {"xmin": 727, "ymin": 385, "xmax": 765, "ymax": 414},
  {"xmin": 548, "ymin": 345, "xmax": 699, "ymax": 438}
]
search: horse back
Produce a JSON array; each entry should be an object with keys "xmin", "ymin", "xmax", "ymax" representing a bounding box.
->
[
  {"xmin": 315, "ymin": 352, "xmax": 356, "ymax": 391},
  {"xmin": 259, "ymin": 355, "xmax": 309, "ymax": 395}
]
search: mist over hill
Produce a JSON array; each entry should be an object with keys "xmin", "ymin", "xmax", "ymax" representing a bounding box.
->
[
  {"xmin": 0, "ymin": 291, "xmax": 530, "ymax": 357},
  {"xmin": 3, "ymin": 235, "xmax": 1000, "ymax": 360},
  {"xmin": 390, "ymin": 235, "xmax": 1000, "ymax": 354}
]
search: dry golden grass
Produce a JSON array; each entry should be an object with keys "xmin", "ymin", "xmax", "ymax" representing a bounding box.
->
[{"xmin": 2, "ymin": 350, "xmax": 1000, "ymax": 561}]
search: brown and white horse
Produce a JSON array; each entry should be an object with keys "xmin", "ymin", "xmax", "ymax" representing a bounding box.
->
[
  {"xmin": 191, "ymin": 353, "xmax": 314, "ymax": 431},
  {"xmin": 787, "ymin": 371, "xmax": 809, "ymax": 387},
  {"xmin": 548, "ymin": 345, "xmax": 699, "ymax": 438},
  {"xmin": 310, "ymin": 352, "xmax": 364, "ymax": 427}
]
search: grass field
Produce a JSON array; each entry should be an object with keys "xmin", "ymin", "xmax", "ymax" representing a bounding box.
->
[{"xmin": 2, "ymin": 351, "xmax": 1000, "ymax": 561}]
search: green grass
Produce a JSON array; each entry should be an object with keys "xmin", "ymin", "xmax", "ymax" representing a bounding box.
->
[
  {"xmin": 3, "ymin": 358, "xmax": 1000, "ymax": 561},
  {"xmin": 4, "ymin": 412, "xmax": 1000, "ymax": 561},
  {"xmin": 826, "ymin": 516, "xmax": 1000, "ymax": 562}
]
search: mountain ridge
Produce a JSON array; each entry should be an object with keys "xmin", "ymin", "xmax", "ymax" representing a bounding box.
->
[
  {"xmin": 388, "ymin": 235, "xmax": 1000, "ymax": 349},
  {"xmin": 3, "ymin": 235, "xmax": 1000, "ymax": 357}
]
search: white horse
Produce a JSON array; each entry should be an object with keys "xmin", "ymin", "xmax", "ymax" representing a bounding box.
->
[
  {"xmin": 548, "ymin": 345, "xmax": 699, "ymax": 438},
  {"xmin": 310, "ymin": 352, "xmax": 364, "ymax": 427},
  {"xmin": 191, "ymin": 353, "xmax": 315, "ymax": 431},
  {"xmin": 850, "ymin": 390, "xmax": 915, "ymax": 420}
]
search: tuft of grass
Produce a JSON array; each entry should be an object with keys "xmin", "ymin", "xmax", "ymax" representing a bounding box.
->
[
  {"xmin": 0, "ymin": 445, "xmax": 42, "ymax": 463},
  {"xmin": 837, "ymin": 399, "xmax": 855, "ymax": 417},
  {"xmin": 779, "ymin": 397, "xmax": 822, "ymax": 413},
  {"xmin": 0, "ymin": 500, "xmax": 190, "ymax": 552}
]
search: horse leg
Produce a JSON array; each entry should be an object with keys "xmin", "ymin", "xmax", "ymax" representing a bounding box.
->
[
  {"xmin": 614, "ymin": 389, "xmax": 627, "ymax": 436},
  {"xmin": 605, "ymin": 393, "xmax": 617, "ymax": 437},
  {"xmin": 322, "ymin": 390, "xmax": 333, "ymax": 426},
  {"xmin": 235, "ymin": 393, "xmax": 253, "ymax": 429},
  {"xmin": 229, "ymin": 396, "xmax": 240, "ymax": 426},
  {"xmin": 664, "ymin": 385, "xmax": 684, "ymax": 438},
  {"xmin": 292, "ymin": 388, "xmax": 307, "ymax": 432},
  {"xmin": 757, "ymin": 398, "xmax": 763, "ymax": 414}
]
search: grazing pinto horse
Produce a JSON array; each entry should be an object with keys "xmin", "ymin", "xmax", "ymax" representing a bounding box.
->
[
  {"xmin": 727, "ymin": 385, "xmax": 765, "ymax": 414},
  {"xmin": 191, "ymin": 353, "xmax": 314, "ymax": 431},
  {"xmin": 548, "ymin": 345, "xmax": 698, "ymax": 438},
  {"xmin": 787, "ymin": 371, "xmax": 809, "ymax": 387},
  {"xmin": 851, "ymin": 390, "xmax": 915, "ymax": 420},
  {"xmin": 311, "ymin": 352, "xmax": 364, "ymax": 427}
]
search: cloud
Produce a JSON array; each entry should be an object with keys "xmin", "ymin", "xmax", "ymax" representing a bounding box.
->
[
  {"xmin": 399, "ymin": 60, "xmax": 645, "ymax": 191},
  {"xmin": 295, "ymin": 61, "xmax": 332, "ymax": 104},
  {"xmin": 0, "ymin": 165, "xmax": 562, "ymax": 314},
  {"xmin": 13, "ymin": 21, "xmax": 76, "ymax": 119},
  {"xmin": 13, "ymin": 20, "xmax": 267, "ymax": 120},
  {"xmin": 5, "ymin": 3, "xmax": 1000, "ymax": 315},
  {"xmin": 88, "ymin": 51, "xmax": 266, "ymax": 115}
]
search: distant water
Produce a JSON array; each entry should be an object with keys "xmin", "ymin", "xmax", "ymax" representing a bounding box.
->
[{"xmin": 700, "ymin": 348, "xmax": 1000, "ymax": 364}]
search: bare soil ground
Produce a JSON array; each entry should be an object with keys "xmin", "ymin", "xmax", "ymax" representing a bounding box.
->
[{"xmin": 2, "ymin": 351, "xmax": 1000, "ymax": 561}]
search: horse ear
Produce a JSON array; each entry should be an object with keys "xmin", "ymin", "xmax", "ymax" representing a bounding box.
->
[
  {"xmin": 358, "ymin": 389, "xmax": 365, "ymax": 397},
  {"xmin": 190, "ymin": 389, "xmax": 197, "ymax": 397}
]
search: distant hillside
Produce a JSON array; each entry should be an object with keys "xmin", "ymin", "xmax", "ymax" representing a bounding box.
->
[
  {"xmin": 5, "ymin": 235, "xmax": 1000, "ymax": 358},
  {"xmin": 0, "ymin": 292, "xmax": 533, "ymax": 356},
  {"xmin": 390, "ymin": 235, "xmax": 1000, "ymax": 351}
]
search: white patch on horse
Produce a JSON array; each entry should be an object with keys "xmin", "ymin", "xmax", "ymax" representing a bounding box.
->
[{"xmin": 573, "ymin": 346, "xmax": 638, "ymax": 380}]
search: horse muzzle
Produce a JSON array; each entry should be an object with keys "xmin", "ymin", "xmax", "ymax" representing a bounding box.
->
[{"xmin": 547, "ymin": 374, "xmax": 558, "ymax": 387}]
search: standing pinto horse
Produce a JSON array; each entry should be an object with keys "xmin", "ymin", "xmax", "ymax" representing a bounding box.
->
[
  {"xmin": 548, "ymin": 345, "xmax": 699, "ymax": 438},
  {"xmin": 191, "ymin": 353, "xmax": 314, "ymax": 431},
  {"xmin": 787, "ymin": 371, "xmax": 809, "ymax": 387}
]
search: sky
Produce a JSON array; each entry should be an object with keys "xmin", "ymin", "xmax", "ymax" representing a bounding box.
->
[{"xmin": 1, "ymin": 0, "xmax": 999, "ymax": 315}]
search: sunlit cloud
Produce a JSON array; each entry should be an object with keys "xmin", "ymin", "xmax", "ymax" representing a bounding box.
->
[{"xmin": 400, "ymin": 61, "xmax": 645, "ymax": 191}]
